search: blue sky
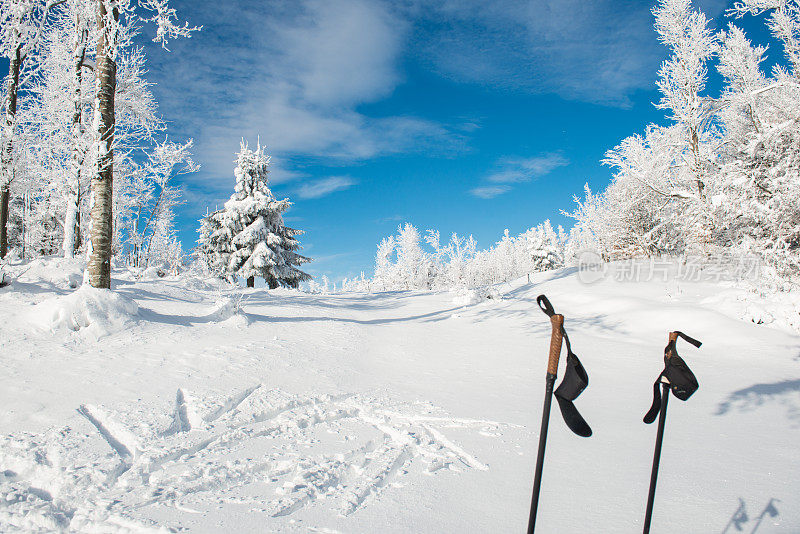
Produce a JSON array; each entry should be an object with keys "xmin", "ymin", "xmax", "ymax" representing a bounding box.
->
[{"xmin": 138, "ymin": 0, "xmax": 739, "ymax": 281}]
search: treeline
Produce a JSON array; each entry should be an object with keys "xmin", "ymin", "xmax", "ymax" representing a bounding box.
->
[
  {"xmin": 332, "ymin": 222, "xmax": 565, "ymax": 292},
  {"xmin": 0, "ymin": 0, "xmax": 197, "ymax": 285}
]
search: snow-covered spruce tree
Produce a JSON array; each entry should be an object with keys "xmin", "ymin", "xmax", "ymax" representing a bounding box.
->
[
  {"xmin": 198, "ymin": 141, "xmax": 311, "ymax": 289},
  {"xmin": 519, "ymin": 221, "xmax": 565, "ymax": 273}
]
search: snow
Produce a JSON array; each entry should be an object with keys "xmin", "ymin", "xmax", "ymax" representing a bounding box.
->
[
  {"xmin": 0, "ymin": 258, "xmax": 798, "ymax": 532},
  {"xmin": 29, "ymin": 285, "xmax": 139, "ymax": 340}
]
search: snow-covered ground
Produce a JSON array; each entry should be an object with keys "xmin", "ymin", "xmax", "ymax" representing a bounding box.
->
[{"xmin": 1, "ymin": 259, "xmax": 798, "ymax": 533}]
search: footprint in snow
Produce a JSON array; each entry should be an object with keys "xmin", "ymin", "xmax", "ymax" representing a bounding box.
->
[{"xmin": 0, "ymin": 386, "xmax": 518, "ymax": 531}]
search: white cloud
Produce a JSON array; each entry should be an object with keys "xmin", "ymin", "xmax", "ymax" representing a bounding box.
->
[
  {"xmin": 378, "ymin": 214, "xmax": 405, "ymax": 223},
  {"xmin": 407, "ymin": 0, "xmax": 682, "ymax": 105},
  {"xmin": 297, "ymin": 176, "xmax": 356, "ymax": 199},
  {"xmin": 268, "ymin": 166, "xmax": 308, "ymax": 186},
  {"xmin": 487, "ymin": 153, "xmax": 569, "ymax": 183},
  {"xmin": 470, "ymin": 185, "xmax": 511, "ymax": 199},
  {"xmin": 471, "ymin": 152, "xmax": 568, "ymax": 198},
  {"xmin": 275, "ymin": 0, "xmax": 404, "ymax": 107},
  {"xmin": 145, "ymin": 0, "xmax": 464, "ymax": 208}
]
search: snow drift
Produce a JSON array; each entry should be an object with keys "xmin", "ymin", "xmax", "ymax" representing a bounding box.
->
[{"xmin": 29, "ymin": 285, "xmax": 138, "ymax": 339}]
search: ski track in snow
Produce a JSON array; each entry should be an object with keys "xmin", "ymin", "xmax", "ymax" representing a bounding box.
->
[{"xmin": 0, "ymin": 385, "xmax": 515, "ymax": 532}]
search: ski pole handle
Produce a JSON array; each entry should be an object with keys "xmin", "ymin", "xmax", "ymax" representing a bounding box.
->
[
  {"xmin": 666, "ymin": 331, "xmax": 678, "ymax": 359},
  {"xmin": 547, "ymin": 314, "xmax": 564, "ymax": 375}
]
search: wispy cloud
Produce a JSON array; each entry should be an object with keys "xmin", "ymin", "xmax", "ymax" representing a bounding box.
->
[
  {"xmin": 377, "ymin": 214, "xmax": 406, "ymax": 223},
  {"xmin": 269, "ymin": 166, "xmax": 308, "ymax": 186},
  {"xmin": 470, "ymin": 185, "xmax": 511, "ymax": 199},
  {"xmin": 146, "ymin": 0, "xmax": 462, "ymax": 204},
  {"xmin": 406, "ymin": 0, "xmax": 705, "ymax": 106},
  {"xmin": 487, "ymin": 153, "xmax": 569, "ymax": 183},
  {"xmin": 471, "ymin": 152, "xmax": 569, "ymax": 199},
  {"xmin": 297, "ymin": 176, "xmax": 356, "ymax": 199}
]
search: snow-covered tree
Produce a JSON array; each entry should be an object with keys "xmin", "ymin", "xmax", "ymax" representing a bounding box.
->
[
  {"xmin": 518, "ymin": 221, "xmax": 564, "ymax": 272},
  {"xmin": 15, "ymin": 0, "xmax": 193, "ymax": 268},
  {"xmin": 731, "ymin": 0, "xmax": 800, "ymax": 73},
  {"xmin": 198, "ymin": 141, "xmax": 311, "ymax": 289},
  {"xmin": 395, "ymin": 223, "xmax": 429, "ymax": 289},
  {"xmin": 17, "ymin": 0, "xmax": 95, "ymax": 258},
  {"xmin": 651, "ymin": 0, "xmax": 719, "ymax": 255},
  {"xmin": 120, "ymin": 139, "xmax": 196, "ymax": 268},
  {"xmin": 373, "ymin": 235, "xmax": 397, "ymax": 290},
  {"xmin": 715, "ymin": 15, "xmax": 800, "ymax": 280},
  {"xmin": 567, "ymin": 0, "xmax": 800, "ymax": 286},
  {"xmin": 589, "ymin": 124, "xmax": 687, "ymax": 258},
  {"xmin": 0, "ymin": 0, "xmax": 65, "ymax": 258},
  {"xmin": 368, "ymin": 222, "xmax": 564, "ymax": 291},
  {"xmin": 85, "ymin": 0, "xmax": 198, "ymax": 289}
]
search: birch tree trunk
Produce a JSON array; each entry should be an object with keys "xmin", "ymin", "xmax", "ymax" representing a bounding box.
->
[
  {"xmin": 0, "ymin": 46, "xmax": 20, "ymax": 259},
  {"xmin": 64, "ymin": 14, "xmax": 88, "ymax": 258},
  {"xmin": 688, "ymin": 127, "xmax": 712, "ymax": 257},
  {"xmin": 0, "ymin": 184, "xmax": 9, "ymax": 259},
  {"xmin": 86, "ymin": 0, "xmax": 117, "ymax": 288}
]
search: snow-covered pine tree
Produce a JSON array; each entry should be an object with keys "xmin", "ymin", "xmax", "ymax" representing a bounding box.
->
[{"xmin": 198, "ymin": 141, "xmax": 311, "ymax": 289}]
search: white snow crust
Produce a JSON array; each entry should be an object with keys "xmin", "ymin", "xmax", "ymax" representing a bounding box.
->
[{"xmin": 0, "ymin": 258, "xmax": 797, "ymax": 532}]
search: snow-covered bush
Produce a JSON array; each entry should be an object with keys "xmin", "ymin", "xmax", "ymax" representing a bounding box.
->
[{"xmin": 208, "ymin": 290, "xmax": 249, "ymax": 327}]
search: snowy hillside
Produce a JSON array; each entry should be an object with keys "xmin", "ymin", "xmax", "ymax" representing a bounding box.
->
[{"xmin": 1, "ymin": 259, "xmax": 798, "ymax": 533}]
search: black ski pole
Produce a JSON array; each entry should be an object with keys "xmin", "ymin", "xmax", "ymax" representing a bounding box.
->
[
  {"xmin": 643, "ymin": 379, "xmax": 670, "ymax": 534},
  {"xmin": 527, "ymin": 311, "xmax": 563, "ymax": 534},
  {"xmin": 641, "ymin": 330, "xmax": 702, "ymax": 534}
]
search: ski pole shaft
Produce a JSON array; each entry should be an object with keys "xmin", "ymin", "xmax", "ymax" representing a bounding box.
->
[
  {"xmin": 528, "ymin": 313, "xmax": 564, "ymax": 534},
  {"xmin": 643, "ymin": 381, "xmax": 670, "ymax": 534}
]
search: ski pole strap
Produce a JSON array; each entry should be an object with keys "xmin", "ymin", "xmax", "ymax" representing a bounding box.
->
[
  {"xmin": 537, "ymin": 294, "xmax": 574, "ymax": 360},
  {"xmin": 644, "ymin": 331, "xmax": 702, "ymax": 424},
  {"xmin": 667, "ymin": 331, "xmax": 702, "ymax": 355},
  {"xmin": 537, "ymin": 295, "xmax": 592, "ymax": 437},
  {"xmin": 537, "ymin": 294, "xmax": 557, "ymax": 317}
]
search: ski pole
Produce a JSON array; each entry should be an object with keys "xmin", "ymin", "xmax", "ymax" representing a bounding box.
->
[
  {"xmin": 643, "ymin": 378, "xmax": 670, "ymax": 534},
  {"xmin": 527, "ymin": 310, "xmax": 564, "ymax": 534},
  {"xmin": 642, "ymin": 331, "xmax": 701, "ymax": 534}
]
